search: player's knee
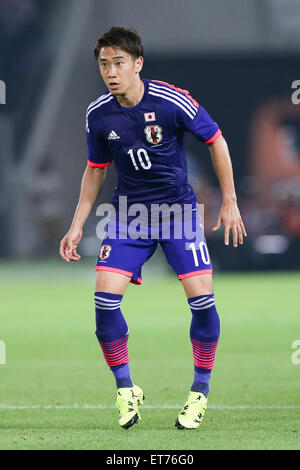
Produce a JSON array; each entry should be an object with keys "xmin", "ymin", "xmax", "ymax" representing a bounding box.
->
[
  {"xmin": 94, "ymin": 292, "xmax": 123, "ymax": 341},
  {"xmin": 188, "ymin": 293, "xmax": 220, "ymax": 342}
]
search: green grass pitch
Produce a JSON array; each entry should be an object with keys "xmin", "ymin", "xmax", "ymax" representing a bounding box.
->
[{"xmin": 0, "ymin": 261, "xmax": 299, "ymax": 450}]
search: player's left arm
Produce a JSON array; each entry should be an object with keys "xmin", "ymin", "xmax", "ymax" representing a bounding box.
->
[{"xmin": 208, "ymin": 135, "xmax": 247, "ymax": 247}]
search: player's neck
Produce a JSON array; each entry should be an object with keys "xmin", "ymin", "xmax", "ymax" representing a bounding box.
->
[{"xmin": 116, "ymin": 78, "xmax": 144, "ymax": 108}]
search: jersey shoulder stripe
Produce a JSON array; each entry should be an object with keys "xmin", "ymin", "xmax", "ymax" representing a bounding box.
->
[
  {"xmin": 86, "ymin": 93, "xmax": 113, "ymax": 132},
  {"xmin": 87, "ymin": 92, "xmax": 112, "ymax": 113},
  {"xmin": 151, "ymin": 80, "xmax": 199, "ymax": 109},
  {"xmin": 148, "ymin": 89, "xmax": 195, "ymax": 120},
  {"xmin": 86, "ymin": 94, "xmax": 113, "ymax": 119},
  {"xmin": 149, "ymin": 83, "xmax": 197, "ymax": 116}
]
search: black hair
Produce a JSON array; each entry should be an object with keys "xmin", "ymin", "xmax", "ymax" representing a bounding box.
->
[{"xmin": 94, "ymin": 26, "xmax": 144, "ymax": 60}]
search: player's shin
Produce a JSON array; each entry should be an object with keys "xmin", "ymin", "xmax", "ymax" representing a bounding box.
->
[
  {"xmin": 188, "ymin": 293, "xmax": 220, "ymax": 396},
  {"xmin": 94, "ymin": 292, "xmax": 133, "ymax": 388}
]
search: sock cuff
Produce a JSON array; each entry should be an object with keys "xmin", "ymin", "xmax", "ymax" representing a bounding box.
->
[
  {"xmin": 94, "ymin": 291, "xmax": 123, "ymax": 310},
  {"xmin": 95, "ymin": 291, "xmax": 123, "ymax": 300},
  {"xmin": 188, "ymin": 293, "xmax": 215, "ymax": 310}
]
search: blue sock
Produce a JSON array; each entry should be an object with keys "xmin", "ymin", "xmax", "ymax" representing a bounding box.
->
[
  {"xmin": 110, "ymin": 363, "xmax": 133, "ymax": 389},
  {"xmin": 188, "ymin": 293, "xmax": 220, "ymax": 397},
  {"xmin": 95, "ymin": 292, "xmax": 133, "ymax": 388},
  {"xmin": 191, "ymin": 367, "xmax": 211, "ymax": 396}
]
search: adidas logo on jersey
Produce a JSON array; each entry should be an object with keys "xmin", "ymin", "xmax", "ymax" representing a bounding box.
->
[{"xmin": 108, "ymin": 130, "xmax": 120, "ymax": 140}]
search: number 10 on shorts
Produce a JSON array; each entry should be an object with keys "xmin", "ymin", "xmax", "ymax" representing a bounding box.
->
[{"xmin": 188, "ymin": 242, "xmax": 210, "ymax": 266}]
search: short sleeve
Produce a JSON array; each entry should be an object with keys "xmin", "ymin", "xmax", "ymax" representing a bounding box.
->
[
  {"xmin": 177, "ymin": 104, "xmax": 222, "ymax": 144},
  {"xmin": 86, "ymin": 111, "xmax": 112, "ymax": 168}
]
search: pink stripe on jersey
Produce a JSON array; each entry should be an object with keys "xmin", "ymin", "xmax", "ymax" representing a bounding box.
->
[
  {"xmin": 88, "ymin": 160, "xmax": 112, "ymax": 168},
  {"xmin": 205, "ymin": 129, "xmax": 222, "ymax": 144},
  {"xmin": 96, "ymin": 267, "xmax": 142, "ymax": 285},
  {"xmin": 100, "ymin": 336, "xmax": 129, "ymax": 367},
  {"xmin": 96, "ymin": 266, "xmax": 133, "ymax": 277},
  {"xmin": 178, "ymin": 269, "xmax": 213, "ymax": 280},
  {"xmin": 191, "ymin": 339, "xmax": 218, "ymax": 370},
  {"xmin": 152, "ymin": 80, "xmax": 199, "ymax": 108}
]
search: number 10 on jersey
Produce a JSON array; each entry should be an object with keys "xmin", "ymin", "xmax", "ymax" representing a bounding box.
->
[
  {"xmin": 128, "ymin": 148, "xmax": 152, "ymax": 170},
  {"xmin": 188, "ymin": 242, "xmax": 210, "ymax": 266}
]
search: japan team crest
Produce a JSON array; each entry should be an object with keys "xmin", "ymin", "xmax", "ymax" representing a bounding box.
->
[
  {"xmin": 144, "ymin": 125, "xmax": 163, "ymax": 145},
  {"xmin": 99, "ymin": 244, "xmax": 112, "ymax": 261}
]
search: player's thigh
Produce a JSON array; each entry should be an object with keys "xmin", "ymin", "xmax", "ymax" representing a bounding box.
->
[
  {"xmin": 96, "ymin": 270, "xmax": 131, "ymax": 295},
  {"xmin": 181, "ymin": 273, "xmax": 213, "ymax": 298},
  {"xmin": 160, "ymin": 208, "xmax": 213, "ymax": 298}
]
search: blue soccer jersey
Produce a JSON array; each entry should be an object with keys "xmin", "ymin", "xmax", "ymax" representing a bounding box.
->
[{"xmin": 86, "ymin": 79, "xmax": 221, "ymax": 207}]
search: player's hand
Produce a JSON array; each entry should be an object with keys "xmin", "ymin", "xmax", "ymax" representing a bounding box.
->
[
  {"xmin": 212, "ymin": 201, "xmax": 247, "ymax": 247},
  {"xmin": 59, "ymin": 226, "xmax": 83, "ymax": 262}
]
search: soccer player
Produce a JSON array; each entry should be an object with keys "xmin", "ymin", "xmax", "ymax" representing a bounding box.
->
[{"xmin": 60, "ymin": 26, "xmax": 246, "ymax": 430}]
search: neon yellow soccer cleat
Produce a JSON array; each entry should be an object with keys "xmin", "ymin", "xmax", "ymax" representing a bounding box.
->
[
  {"xmin": 175, "ymin": 391, "xmax": 207, "ymax": 429},
  {"xmin": 116, "ymin": 384, "xmax": 145, "ymax": 429}
]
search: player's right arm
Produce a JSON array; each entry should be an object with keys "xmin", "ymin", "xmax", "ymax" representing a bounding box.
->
[
  {"xmin": 60, "ymin": 99, "xmax": 112, "ymax": 261},
  {"xmin": 59, "ymin": 165, "xmax": 107, "ymax": 262}
]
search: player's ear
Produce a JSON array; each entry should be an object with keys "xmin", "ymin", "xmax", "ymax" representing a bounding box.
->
[{"xmin": 135, "ymin": 56, "xmax": 143, "ymax": 74}]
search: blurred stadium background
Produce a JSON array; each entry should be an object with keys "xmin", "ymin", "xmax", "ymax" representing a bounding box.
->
[
  {"xmin": 0, "ymin": 0, "xmax": 300, "ymax": 450},
  {"xmin": 1, "ymin": 0, "xmax": 300, "ymax": 270}
]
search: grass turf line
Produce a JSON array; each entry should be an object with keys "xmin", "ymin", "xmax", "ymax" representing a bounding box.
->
[{"xmin": 0, "ymin": 262, "xmax": 299, "ymax": 449}]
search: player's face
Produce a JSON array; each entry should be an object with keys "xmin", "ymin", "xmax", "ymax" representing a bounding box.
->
[{"xmin": 98, "ymin": 47, "xmax": 143, "ymax": 96}]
